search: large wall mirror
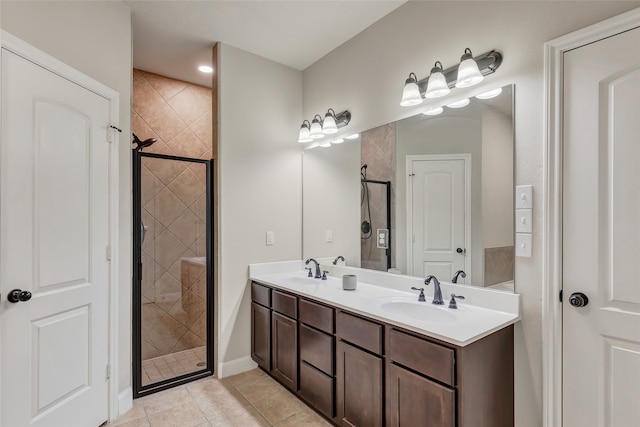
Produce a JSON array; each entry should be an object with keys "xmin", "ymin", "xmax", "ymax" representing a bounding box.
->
[{"xmin": 303, "ymin": 85, "xmax": 514, "ymax": 292}]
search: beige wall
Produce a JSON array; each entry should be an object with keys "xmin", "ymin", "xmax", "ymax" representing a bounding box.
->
[
  {"xmin": 302, "ymin": 2, "xmax": 640, "ymax": 425},
  {"xmin": 0, "ymin": 0, "xmax": 133, "ymax": 394},
  {"xmin": 218, "ymin": 44, "xmax": 302, "ymax": 372}
]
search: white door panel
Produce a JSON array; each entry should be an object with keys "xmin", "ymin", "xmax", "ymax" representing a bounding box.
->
[
  {"xmin": 563, "ymin": 25, "xmax": 640, "ymax": 427},
  {"xmin": 1, "ymin": 47, "xmax": 110, "ymax": 427},
  {"xmin": 408, "ymin": 156, "xmax": 469, "ymax": 280}
]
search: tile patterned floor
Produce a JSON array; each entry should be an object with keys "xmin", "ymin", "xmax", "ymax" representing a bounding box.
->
[
  {"xmin": 108, "ymin": 369, "xmax": 332, "ymax": 427},
  {"xmin": 142, "ymin": 346, "xmax": 207, "ymax": 385}
]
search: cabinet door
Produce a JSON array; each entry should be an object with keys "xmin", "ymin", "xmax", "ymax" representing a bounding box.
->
[
  {"xmin": 336, "ymin": 341, "xmax": 383, "ymax": 427},
  {"xmin": 272, "ymin": 311, "xmax": 298, "ymax": 391},
  {"xmin": 387, "ymin": 363, "xmax": 455, "ymax": 427},
  {"xmin": 251, "ymin": 302, "xmax": 271, "ymax": 370}
]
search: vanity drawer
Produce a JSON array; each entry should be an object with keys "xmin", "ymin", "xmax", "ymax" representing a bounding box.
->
[
  {"xmin": 272, "ymin": 289, "xmax": 297, "ymax": 319},
  {"xmin": 300, "ymin": 361, "xmax": 334, "ymax": 419},
  {"xmin": 336, "ymin": 311, "xmax": 383, "ymax": 355},
  {"xmin": 299, "ymin": 299, "xmax": 334, "ymax": 333},
  {"xmin": 251, "ymin": 282, "xmax": 271, "ymax": 308},
  {"xmin": 388, "ymin": 329, "xmax": 455, "ymax": 386},
  {"xmin": 300, "ymin": 324, "xmax": 333, "ymax": 375}
]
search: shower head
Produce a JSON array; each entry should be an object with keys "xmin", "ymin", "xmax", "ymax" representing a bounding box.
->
[{"xmin": 132, "ymin": 133, "xmax": 157, "ymax": 151}]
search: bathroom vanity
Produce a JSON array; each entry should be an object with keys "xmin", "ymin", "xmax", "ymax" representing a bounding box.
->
[{"xmin": 249, "ymin": 261, "xmax": 519, "ymax": 427}]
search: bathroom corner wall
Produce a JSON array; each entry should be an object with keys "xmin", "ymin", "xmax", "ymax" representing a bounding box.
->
[{"xmin": 218, "ymin": 44, "xmax": 302, "ymax": 375}]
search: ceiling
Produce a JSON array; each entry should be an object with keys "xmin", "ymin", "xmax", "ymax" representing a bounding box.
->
[{"xmin": 125, "ymin": 0, "xmax": 407, "ymax": 88}]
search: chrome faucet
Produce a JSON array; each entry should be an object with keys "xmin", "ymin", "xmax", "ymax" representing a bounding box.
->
[
  {"xmin": 332, "ymin": 255, "xmax": 345, "ymax": 265},
  {"xmin": 425, "ymin": 275, "xmax": 444, "ymax": 305},
  {"xmin": 452, "ymin": 270, "xmax": 466, "ymax": 284},
  {"xmin": 305, "ymin": 258, "xmax": 321, "ymax": 279}
]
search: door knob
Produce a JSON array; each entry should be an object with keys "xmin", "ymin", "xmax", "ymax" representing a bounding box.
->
[
  {"xmin": 569, "ymin": 292, "xmax": 588, "ymax": 308},
  {"xmin": 456, "ymin": 248, "xmax": 465, "ymax": 254},
  {"xmin": 7, "ymin": 289, "xmax": 32, "ymax": 303}
]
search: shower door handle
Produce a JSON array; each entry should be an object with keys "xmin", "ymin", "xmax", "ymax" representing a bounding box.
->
[{"xmin": 141, "ymin": 222, "xmax": 147, "ymax": 244}]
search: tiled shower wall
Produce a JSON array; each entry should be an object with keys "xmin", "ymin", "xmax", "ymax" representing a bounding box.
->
[
  {"xmin": 360, "ymin": 123, "xmax": 396, "ymax": 271},
  {"xmin": 133, "ymin": 69, "xmax": 212, "ymax": 359}
]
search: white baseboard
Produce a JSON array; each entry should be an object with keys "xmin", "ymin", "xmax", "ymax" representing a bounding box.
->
[
  {"xmin": 118, "ymin": 387, "xmax": 133, "ymax": 418},
  {"xmin": 217, "ymin": 356, "xmax": 257, "ymax": 379}
]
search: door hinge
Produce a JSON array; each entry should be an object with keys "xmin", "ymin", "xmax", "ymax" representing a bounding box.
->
[
  {"xmin": 106, "ymin": 245, "xmax": 112, "ymax": 261},
  {"xmin": 559, "ymin": 289, "xmax": 563, "ymax": 302},
  {"xmin": 106, "ymin": 363, "xmax": 111, "ymax": 380}
]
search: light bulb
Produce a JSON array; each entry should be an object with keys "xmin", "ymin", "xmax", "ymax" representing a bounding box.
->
[
  {"xmin": 425, "ymin": 62, "xmax": 450, "ymax": 99},
  {"xmin": 400, "ymin": 73, "xmax": 423, "ymax": 106}
]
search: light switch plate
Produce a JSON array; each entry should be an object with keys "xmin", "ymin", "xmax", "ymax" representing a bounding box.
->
[
  {"xmin": 326, "ymin": 229, "xmax": 333, "ymax": 243},
  {"xmin": 515, "ymin": 185, "xmax": 533, "ymax": 209},
  {"xmin": 377, "ymin": 229, "xmax": 389, "ymax": 249},
  {"xmin": 266, "ymin": 231, "xmax": 274, "ymax": 246},
  {"xmin": 515, "ymin": 233, "xmax": 532, "ymax": 257},
  {"xmin": 515, "ymin": 209, "xmax": 533, "ymax": 233}
]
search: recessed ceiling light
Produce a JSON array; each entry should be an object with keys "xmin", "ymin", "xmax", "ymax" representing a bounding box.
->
[
  {"xmin": 446, "ymin": 98, "xmax": 470, "ymax": 109},
  {"xmin": 475, "ymin": 87, "xmax": 503, "ymax": 99},
  {"xmin": 345, "ymin": 133, "xmax": 360, "ymax": 140},
  {"xmin": 423, "ymin": 106, "xmax": 444, "ymax": 116},
  {"xmin": 198, "ymin": 65, "xmax": 213, "ymax": 73}
]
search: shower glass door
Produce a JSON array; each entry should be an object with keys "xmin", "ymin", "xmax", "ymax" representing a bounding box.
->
[{"xmin": 132, "ymin": 151, "xmax": 214, "ymax": 397}]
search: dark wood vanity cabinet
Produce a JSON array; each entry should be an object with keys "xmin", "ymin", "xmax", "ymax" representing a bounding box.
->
[
  {"xmin": 271, "ymin": 290, "xmax": 298, "ymax": 391},
  {"xmin": 250, "ymin": 280, "xmax": 514, "ymax": 427},
  {"xmin": 250, "ymin": 282, "xmax": 271, "ymax": 371},
  {"xmin": 298, "ymin": 299, "xmax": 336, "ymax": 419}
]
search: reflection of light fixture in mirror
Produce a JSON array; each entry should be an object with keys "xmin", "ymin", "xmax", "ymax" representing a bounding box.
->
[
  {"xmin": 319, "ymin": 141, "xmax": 332, "ymax": 148},
  {"xmin": 400, "ymin": 72, "xmax": 423, "ymax": 106},
  {"xmin": 345, "ymin": 133, "xmax": 360, "ymax": 140},
  {"xmin": 309, "ymin": 115, "xmax": 324, "ymax": 139},
  {"xmin": 423, "ymin": 106, "xmax": 444, "ymax": 116},
  {"xmin": 322, "ymin": 109, "xmax": 339, "ymax": 134},
  {"xmin": 332, "ymin": 138, "xmax": 344, "ymax": 144},
  {"xmin": 298, "ymin": 120, "xmax": 312, "ymax": 143},
  {"xmin": 425, "ymin": 62, "xmax": 450, "ymax": 98},
  {"xmin": 446, "ymin": 98, "xmax": 470, "ymax": 108},
  {"xmin": 475, "ymin": 87, "xmax": 503, "ymax": 99},
  {"xmin": 198, "ymin": 65, "xmax": 213, "ymax": 73},
  {"xmin": 455, "ymin": 48, "xmax": 484, "ymax": 88}
]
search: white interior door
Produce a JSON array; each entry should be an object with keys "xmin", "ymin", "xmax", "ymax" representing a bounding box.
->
[
  {"xmin": 563, "ymin": 25, "xmax": 640, "ymax": 427},
  {"xmin": 0, "ymin": 48, "xmax": 111, "ymax": 426},
  {"xmin": 408, "ymin": 155, "xmax": 469, "ymax": 280}
]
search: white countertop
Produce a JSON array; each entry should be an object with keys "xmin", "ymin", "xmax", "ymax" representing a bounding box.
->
[{"xmin": 249, "ymin": 260, "xmax": 520, "ymax": 347}]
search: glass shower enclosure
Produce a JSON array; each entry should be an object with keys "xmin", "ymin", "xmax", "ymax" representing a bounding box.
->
[{"xmin": 132, "ymin": 150, "xmax": 214, "ymax": 397}]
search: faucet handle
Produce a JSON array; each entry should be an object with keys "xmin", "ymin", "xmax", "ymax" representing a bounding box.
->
[
  {"xmin": 305, "ymin": 267, "xmax": 313, "ymax": 277},
  {"xmin": 411, "ymin": 287, "xmax": 426, "ymax": 302},
  {"xmin": 322, "ymin": 270, "xmax": 329, "ymax": 280},
  {"xmin": 449, "ymin": 293, "xmax": 465, "ymax": 309}
]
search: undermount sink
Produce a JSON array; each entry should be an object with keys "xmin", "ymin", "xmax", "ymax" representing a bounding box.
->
[
  {"xmin": 280, "ymin": 276, "xmax": 321, "ymax": 286},
  {"xmin": 378, "ymin": 299, "xmax": 457, "ymax": 323}
]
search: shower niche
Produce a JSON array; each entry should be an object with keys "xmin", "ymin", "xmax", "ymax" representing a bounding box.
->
[{"xmin": 132, "ymin": 148, "xmax": 214, "ymax": 397}]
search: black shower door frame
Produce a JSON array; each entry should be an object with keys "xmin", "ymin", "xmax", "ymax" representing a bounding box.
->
[
  {"xmin": 362, "ymin": 178, "xmax": 392, "ymax": 270},
  {"xmin": 132, "ymin": 150, "xmax": 215, "ymax": 398}
]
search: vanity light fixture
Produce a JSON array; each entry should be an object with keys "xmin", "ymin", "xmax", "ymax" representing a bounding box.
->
[
  {"xmin": 425, "ymin": 62, "xmax": 450, "ymax": 98},
  {"xmin": 400, "ymin": 72, "xmax": 423, "ymax": 106},
  {"xmin": 455, "ymin": 48, "xmax": 484, "ymax": 88},
  {"xmin": 345, "ymin": 133, "xmax": 360, "ymax": 140},
  {"xmin": 400, "ymin": 49, "xmax": 502, "ymax": 106},
  {"xmin": 322, "ymin": 109, "xmax": 339, "ymax": 134},
  {"xmin": 298, "ymin": 120, "xmax": 313, "ymax": 143},
  {"xmin": 446, "ymin": 98, "xmax": 470, "ymax": 108},
  {"xmin": 475, "ymin": 87, "xmax": 503, "ymax": 99},
  {"xmin": 298, "ymin": 109, "xmax": 352, "ymax": 144},
  {"xmin": 309, "ymin": 115, "xmax": 325, "ymax": 139},
  {"xmin": 423, "ymin": 106, "xmax": 444, "ymax": 116}
]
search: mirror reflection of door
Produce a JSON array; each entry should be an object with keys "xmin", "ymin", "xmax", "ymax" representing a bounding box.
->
[{"xmin": 407, "ymin": 154, "xmax": 470, "ymax": 280}]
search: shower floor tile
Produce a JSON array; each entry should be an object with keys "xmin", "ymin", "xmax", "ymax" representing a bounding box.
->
[{"xmin": 142, "ymin": 346, "xmax": 207, "ymax": 385}]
